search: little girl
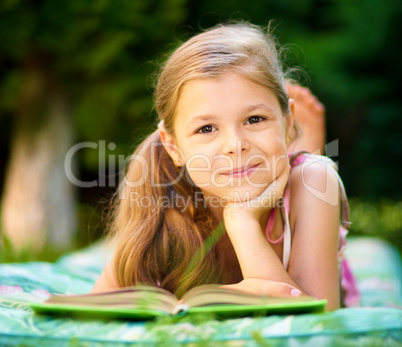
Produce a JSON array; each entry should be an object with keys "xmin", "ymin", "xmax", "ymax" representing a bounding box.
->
[{"xmin": 91, "ymin": 22, "xmax": 360, "ymax": 311}]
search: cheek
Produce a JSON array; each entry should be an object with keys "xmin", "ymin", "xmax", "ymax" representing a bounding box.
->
[
  {"xmin": 259, "ymin": 134, "xmax": 289, "ymax": 176},
  {"xmin": 267, "ymin": 155, "xmax": 289, "ymax": 178},
  {"xmin": 185, "ymin": 169, "xmax": 211, "ymax": 188},
  {"xmin": 182, "ymin": 149, "xmax": 214, "ymax": 187}
]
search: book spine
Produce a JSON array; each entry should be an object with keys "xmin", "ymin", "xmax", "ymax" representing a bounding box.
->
[{"xmin": 171, "ymin": 304, "xmax": 189, "ymax": 316}]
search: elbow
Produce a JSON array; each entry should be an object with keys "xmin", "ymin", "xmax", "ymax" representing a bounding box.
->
[
  {"xmin": 323, "ymin": 295, "xmax": 341, "ymax": 312},
  {"xmin": 324, "ymin": 302, "xmax": 340, "ymax": 312}
]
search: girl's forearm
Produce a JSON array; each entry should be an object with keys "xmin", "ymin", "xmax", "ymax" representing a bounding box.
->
[{"xmin": 225, "ymin": 216, "xmax": 308, "ymax": 295}]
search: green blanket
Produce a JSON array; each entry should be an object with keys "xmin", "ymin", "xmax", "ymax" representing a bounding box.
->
[{"xmin": 0, "ymin": 236, "xmax": 401, "ymax": 346}]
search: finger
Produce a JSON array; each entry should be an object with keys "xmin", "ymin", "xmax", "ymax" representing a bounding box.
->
[
  {"xmin": 260, "ymin": 280, "xmax": 302, "ymax": 297},
  {"xmin": 221, "ymin": 280, "xmax": 302, "ymax": 298}
]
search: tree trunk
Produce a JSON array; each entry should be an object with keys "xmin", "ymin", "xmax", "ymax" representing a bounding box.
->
[{"xmin": 1, "ymin": 64, "xmax": 76, "ymax": 253}]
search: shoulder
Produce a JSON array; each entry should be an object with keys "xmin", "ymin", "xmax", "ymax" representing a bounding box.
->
[
  {"xmin": 289, "ymin": 155, "xmax": 341, "ymax": 224},
  {"xmin": 290, "ymin": 155, "xmax": 340, "ymax": 199}
]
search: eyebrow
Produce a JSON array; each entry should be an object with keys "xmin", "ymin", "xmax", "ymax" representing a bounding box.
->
[{"xmin": 187, "ymin": 104, "xmax": 276, "ymax": 126}]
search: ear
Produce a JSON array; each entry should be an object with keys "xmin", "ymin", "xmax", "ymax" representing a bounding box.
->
[
  {"xmin": 285, "ymin": 99, "xmax": 295, "ymax": 145},
  {"xmin": 158, "ymin": 124, "xmax": 184, "ymax": 167}
]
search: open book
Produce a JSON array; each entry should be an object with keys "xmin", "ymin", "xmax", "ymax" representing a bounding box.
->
[{"xmin": 29, "ymin": 284, "xmax": 327, "ymax": 320}]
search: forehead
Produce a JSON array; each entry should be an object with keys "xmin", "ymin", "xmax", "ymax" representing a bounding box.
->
[{"xmin": 174, "ymin": 72, "xmax": 282, "ymax": 124}]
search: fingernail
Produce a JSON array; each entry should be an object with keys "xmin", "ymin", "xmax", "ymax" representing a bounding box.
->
[{"xmin": 291, "ymin": 289, "xmax": 302, "ymax": 297}]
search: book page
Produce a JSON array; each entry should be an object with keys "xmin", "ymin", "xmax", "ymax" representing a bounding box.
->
[
  {"xmin": 181, "ymin": 284, "xmax": 317, "ymax": 308},
  {"xmin": 44, "ymin": 285, "xmax": 179, "ymax": 313}
]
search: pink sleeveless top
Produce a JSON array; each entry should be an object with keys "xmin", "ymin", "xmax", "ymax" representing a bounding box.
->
[{"xmin": 265, "ymin": 151, "xmax": 360, "ymax": 307}]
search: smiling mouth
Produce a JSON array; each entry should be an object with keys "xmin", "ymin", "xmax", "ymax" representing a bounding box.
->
[{"xmin": 221, "ymin": 163, "xmax": 261, "ymax": 176}]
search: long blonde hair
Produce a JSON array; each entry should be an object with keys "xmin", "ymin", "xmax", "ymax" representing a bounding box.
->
[{"xmin": 108, "ymin": 21, "xmax": 300, "ymax": 298}]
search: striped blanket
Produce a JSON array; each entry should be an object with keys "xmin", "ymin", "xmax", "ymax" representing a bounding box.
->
[{"xmin": 0, "ymin": 236, "xmax": 401, "ymax": 346}]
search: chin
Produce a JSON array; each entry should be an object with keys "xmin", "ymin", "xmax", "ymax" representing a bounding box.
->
[
  {"xmin": 214, "ymin": 185, "xmax": 269, "ymax": 203},
  {"xmin": 194, "ymin": 173, "xmax": 272, "ymax": 203}
]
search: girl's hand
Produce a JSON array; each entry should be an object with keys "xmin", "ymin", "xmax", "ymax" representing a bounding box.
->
[
  {"xmin": 223, "ymin": 162, "xmax": 290, "ymax": 223},
  {"xmin": 220, "ymin": 278, "xmax": 302, "ymax": 297}
]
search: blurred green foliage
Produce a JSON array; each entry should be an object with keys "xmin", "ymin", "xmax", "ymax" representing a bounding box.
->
[
  {"xmin": 0, "ymin": 0, "xmax": 188, "ymax": 169},
  {"xmin": 349, "ymin": 198, "xmax": 402, "ymax": 253}
]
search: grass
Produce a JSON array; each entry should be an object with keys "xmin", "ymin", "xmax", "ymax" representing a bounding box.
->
[{"xmin": 0, "ymin": 234, "xmax": 81, "ymax": 263}]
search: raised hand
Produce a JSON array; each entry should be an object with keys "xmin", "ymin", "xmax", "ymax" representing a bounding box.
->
[{"xmin": 223, "ymin": 161, "xmax": 290, "ymax": 224}]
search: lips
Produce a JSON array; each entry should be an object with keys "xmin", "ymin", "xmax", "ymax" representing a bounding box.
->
[{"xmin": 221, "ymin": 163, "xmax": 261, "ymax": 175}]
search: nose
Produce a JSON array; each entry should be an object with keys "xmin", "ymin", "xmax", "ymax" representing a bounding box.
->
[{"xmin": 222, "ymin": 128, "xmax": 250, "ymax": 155}]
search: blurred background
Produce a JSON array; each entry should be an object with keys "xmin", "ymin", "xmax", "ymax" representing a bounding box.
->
[{"xmin": 0, "ymin": 0, "xmax": 401, "ymax": 261}]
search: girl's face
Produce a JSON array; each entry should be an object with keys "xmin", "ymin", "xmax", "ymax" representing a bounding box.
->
[{"xmin": 160, "ymin": 72, "xmax": 293, "ymax": 208}]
